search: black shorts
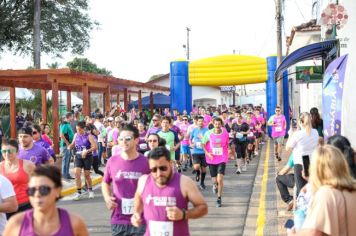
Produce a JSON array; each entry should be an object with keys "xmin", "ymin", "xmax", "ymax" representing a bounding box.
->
[
  {"xmin": 247, "ymin": 138, "xmax": 255, "ymax": 144},
  {"xmin": 235, "ymin": 142, "xmax": 247, "ymax": 159},
  {"xmin": 255, "ymin": 132, "xmax": 262, "ymax": 139},
  {"xmin": 208, "ymin": 163, "xmax": 226, "ymax": 177},
  {"xmin": 75, "ymin": 154, "xmax": 93, "ymax": 170},
  {"xmin": 192, "ymin": 154, "xmax": 207, "ymax": 167}
]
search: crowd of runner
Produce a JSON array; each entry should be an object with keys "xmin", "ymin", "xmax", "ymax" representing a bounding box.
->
[{"xmin": 1, "ymin": 103, "xmax": 355, "ymax": 236}]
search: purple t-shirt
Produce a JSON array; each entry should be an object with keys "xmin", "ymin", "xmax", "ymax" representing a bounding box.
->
[
  {"xmin": 103, "ymin": 153, "xmax": 150, "ymax": 225},
  {"xmin": 18, "ymin": 143, "xmax": 50, "ymax": 166},
  {"xmin": 34, "ymin": 139, "xmax": 55, "ymax": 157},
  {"xmin": 147, "ymin": 126, "xmax": 160, "ymax": 135}
]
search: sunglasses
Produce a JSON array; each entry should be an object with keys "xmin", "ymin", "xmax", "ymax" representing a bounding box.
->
[
  {"xmin": 32, "ymin": 131, "xmax": 38, "ymax": 135},
  {"xmin": 148, "ymin": 139, "xmax": 158, "ymax": 143},
  {"xmin": 183, "ymin": 119, "xmax": 188, "ymax": 121},
  {"xmin": 152, "ymin": 119, "xmax": 158, "ymax": 122},
  {"xmin": 118, "ymin": 136, "xmax": 133, "ymax": 142},
  {"xmin": 1, "ymin": 149, "xmax": 17, "ymax": 154},
  {"xmin": 27, "ymin": 185, "xmax": 53, "ymax": 197},
  {"xmin": 150, "ymin": 166, "xmax": 168, "ymax": 173},
  {"xmin": 275, "ymin": 110, "xmax": 281, "ymax": 112}
]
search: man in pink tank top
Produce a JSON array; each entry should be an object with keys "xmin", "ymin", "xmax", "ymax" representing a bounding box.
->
[{"xmin": 131, "ymin": 147, "xmax": 208, "ymax": 236}]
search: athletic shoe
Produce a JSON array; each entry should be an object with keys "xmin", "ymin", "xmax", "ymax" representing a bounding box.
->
[
  {"xmin": 216, "ymin": 198, "xmax": 222, "ymax": 208},
  {"xmin": 192, "ymin": 169, "xmax": 196, "ymax": 175},
  {"xmin": 88, "ymin": 191, "xmax": 95, "ymax": 199},
  {"xmin": 254, "ymin": 151, "xmax": 258, "ymax": 156},
  {"xmin": 242, "ymin": 164, "xmax": 247, "ymax": 172},
  {"xmin": 213, "ymin": 183, "xmax": 218, "ymax": 195},
  {"xmin": 73, "ymin": 193, "xmax": 82, "ymax": 201},
  {"xmin": 177, "ymin": 167, "xmax": 182, "ymax": 173},
  {"xmin": 236, "ymin": 167, "xmax": 241, "ymax": 174},
  {"xmin": 234, "ymin": 164, "xmax": 238, "ymax": 167},
  {"xmin": 195, "ymin": 173, "xmax": 200, "ymax": 182},
  {"xmin": 277, "ymin": 156, "xmax": 282, "ymax": 162},
  {"xmin": 199, "ymin": 184, "xmax": 206, "ymax": 190},
  {"xmin": 182, "ymin": 167, "xmax": 187, "ymax": 172}
]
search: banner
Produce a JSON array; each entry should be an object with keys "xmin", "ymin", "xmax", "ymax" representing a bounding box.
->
[{"xmin": 322, "ymin": 54, "xmax": 348, "ymax": 140}]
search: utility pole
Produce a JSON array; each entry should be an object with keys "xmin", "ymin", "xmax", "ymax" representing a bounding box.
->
[
  {"xmin": 33, "ymin": 0, "xmax": 41, "ymax": 69},
  {"xmin": 276, "ymin": 0, "xmax": 283, "ymax": 108},
  {"xmin": 186, "ymin": 27, "xmax": 191, "ymax": 61}
]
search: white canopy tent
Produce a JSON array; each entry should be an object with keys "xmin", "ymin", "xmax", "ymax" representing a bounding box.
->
[
  {"xmin": 0, "ymin": 88, "xmax": 34, "ymax": 103},
  {"xmin": 46, "ymin": 91, "xmax": 83, "ymax": 106}
]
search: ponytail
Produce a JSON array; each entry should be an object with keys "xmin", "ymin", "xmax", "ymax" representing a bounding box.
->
[{"xmin": 300, "ymin": 112, "xmax": 312, "ymax": 135}]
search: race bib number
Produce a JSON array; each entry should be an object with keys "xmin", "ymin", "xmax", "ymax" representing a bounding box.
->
[
  {"xmin": 275, "ymin": 126, "xmax": 282, "ymax": 132},
  {"xmin": 139, "ymin": 143, "xmax": 148, "ymax": 150},
  {"xmin": 121, "ymin": 198, "xmax": 134, "ymax": 215},
  {"xmin": 149, "ymin": 221, "xmax": 173, "ymax": 236},
  {"xmin": 212, "ymin": 147, "xmax": 223, "ymax": 156},
  {"xmin": 196, "ymin": 142, "xmax": 202, "ymax": 149}
]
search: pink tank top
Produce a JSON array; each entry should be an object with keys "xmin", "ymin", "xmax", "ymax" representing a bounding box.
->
[
  {"xmin": 141, "ymin": 172, "xmax": 189, "ymax": 236},
  {"xmin": 19, "ymin": 208, "xmax": 74, "ymax": 236}
]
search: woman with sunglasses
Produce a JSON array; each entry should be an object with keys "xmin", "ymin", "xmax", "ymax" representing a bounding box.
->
[
  {"xmin": 144, "ymin": 133, "xmax": 166, "ymax": 157},
  {"xmin": 40, "ymin": 123, "xmax": 53, "ymax": 147},
  {"xmin": 3, "ymin": 165, "xmax": 88, "ymax": 236},
  {"xmin": 0, "ymin": 139, "xmax": 35, "ymax": 218}
]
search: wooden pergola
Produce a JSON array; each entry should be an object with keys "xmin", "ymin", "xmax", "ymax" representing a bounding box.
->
[{"xmin": 0, "ymin": 69, "xmax": 169, "ymax": 153}]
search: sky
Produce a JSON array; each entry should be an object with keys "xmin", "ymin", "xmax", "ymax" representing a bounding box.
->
[{"xmin": 0, "ymin": 0, "xmax": 315, "ymax": 83}]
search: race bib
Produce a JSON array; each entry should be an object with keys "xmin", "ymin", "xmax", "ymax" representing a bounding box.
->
[
  {"xmin": 165, "ymin": 145, "xmax": 171, "ymax": 151},
  {"xmin": 149, "ymin": 221, "xmax": 173, "ymax": 236},
  {"xmin": 248, "ymin": 132, "xmax": 254, "ymax": 137},
  {"xmin": 275, "ymin": 126, "xmax": 282, "ymax": 132},
  {"xmin": 196, "ymin": 142, "xmax": 202, "ymax": 149},
  {"xmin": 212, "ymin": 147, "xmax": 223, "ymax": 156},
  {"xmin": 121, "ymin": 198, "xmax": 134, "ymax": 215},
  {"xmin": 139, "ymin": 143, "xmax": 148, "ymax": 150}
]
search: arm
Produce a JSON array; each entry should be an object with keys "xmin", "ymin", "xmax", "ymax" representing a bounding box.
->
[
  {"xmin": 67, "ymin": 133, "xmax": 77, "ymax": 150},
  {"xmin": 101, "ymin": 181, "xmax": 117, "ymax": 210},
  {"xmin": 60, "ymin": 125, "xmax": 70, "ymax": 146},
  {"xmin": 0, "ymin": 196, "xmax": 18, "ymax": 213},
  {"xmin": 70, "ymin": 213, "xmax": 89, "ymax": 236},
  {"xmin": 167, "ymin": 175, "xmax": 208, "ymax": 221},
  {"xmin": 288, "ymin": 229, "xmax": 325, "ymax": 236},
  {"xmin": 2, "ymin": 212, "xmax": 24, "ymax": 236},
  {"xmin": 131, "ymin": 175, "xmax": 148, "ymax": 227},
  {"xmin": 23, "ymin": 160, "xmax": 36, "ymax": 175}
]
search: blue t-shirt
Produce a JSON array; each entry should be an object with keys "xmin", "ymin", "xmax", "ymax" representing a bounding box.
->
[
  {"xmin": 190, "ymin": 127, "xmax": 208, "ymax": 154},
  {"xmin": 287, "ymin": 154, "xmax": 294, "ymax": 168}
]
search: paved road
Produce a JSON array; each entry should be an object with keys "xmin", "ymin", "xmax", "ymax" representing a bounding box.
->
[{"xmin": 59, "ymin": 148, "xmax": 264, "ymax": 236}]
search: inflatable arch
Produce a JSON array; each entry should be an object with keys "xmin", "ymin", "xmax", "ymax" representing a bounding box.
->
[{"xmin": 170, "ymin": 55, "xmax": 290, "ymax": 135}]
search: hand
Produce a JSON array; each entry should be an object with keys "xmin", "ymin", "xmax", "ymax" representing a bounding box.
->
[
  {"xmin": 81, "ymin": 150, "xmax": 88, "ymax": 158},
  {"xmin": 286, "ymin": 227, "xmax": 296, "ymax": 235},
  {"xmin": 206, "ymin": 152, "xmax": 213, "ymax": 161},
  {"xmin": 105, "ymin": 196, "xmax": 118, "ymax": 210},
  {"xmin": 131, "ymin": 212, "xmax": 142, "ymax": 227},
  {"xmin": 166, "ymin": 206, "xmax": 184, "ymax": 221}
]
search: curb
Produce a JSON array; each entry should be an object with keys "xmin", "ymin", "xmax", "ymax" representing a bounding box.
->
[{"xmin": 61, "ymin": 176, "xmax": 103, "ymax": 197}]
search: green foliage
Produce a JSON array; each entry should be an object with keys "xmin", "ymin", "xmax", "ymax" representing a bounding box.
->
[
  {"xmin": 66, "ymin": 57, "xmax": 112, "ymax": 76},
  {"xmin": 148, "ymin": 74, "xmax": 165, "ymax": 81},
  {"xmin": 47, "ymin": 62, "xmax": 60, "ymax": 69},
  {"xmin": 0, "ymin": 0, "xmax": 98, "ymax": 57}
]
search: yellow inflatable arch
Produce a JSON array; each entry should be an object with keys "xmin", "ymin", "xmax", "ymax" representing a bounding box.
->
[{"xmin": 188, "ymin": 55, "xmax": 267, "ymax": 86}]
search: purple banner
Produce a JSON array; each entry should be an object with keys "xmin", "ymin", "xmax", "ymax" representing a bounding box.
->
[{"xmin": 322, "ymin": 54, "xmax": 348, "ymax": 140}]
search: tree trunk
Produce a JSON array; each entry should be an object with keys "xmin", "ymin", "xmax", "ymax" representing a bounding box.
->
[{"xmin": 33, "ymin": 0, "xmax": 41, "ymax": 69}]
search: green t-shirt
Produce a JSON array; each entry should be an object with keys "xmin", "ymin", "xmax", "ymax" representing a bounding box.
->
[
  {"xmin": 157, "ymin": 130, "xmax": 176, "ymax": 160},
  {"xmin": 60, "ymin": 122, "xmax": 74, "ymax": 147}
]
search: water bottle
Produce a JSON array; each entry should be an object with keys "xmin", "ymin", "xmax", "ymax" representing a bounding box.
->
[{"xmin": 294, "ymin": 209, "xmax": 305, "ymax": 231}]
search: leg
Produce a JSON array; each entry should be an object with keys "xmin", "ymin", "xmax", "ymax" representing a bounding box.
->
[
  {"xmin": 276, "ymin": 174, "xmax": 295, "ymax": 203},
  {"xmin": 75, "ymin": 167, "xmax": 82, "ymax": 189},
  {"xmin": 294, "ymin": 164, "xmax": 307, "ymax": 197},
  {"xmin": 216, "ymin": 174, "xmax": 224, "ymax": 198}
]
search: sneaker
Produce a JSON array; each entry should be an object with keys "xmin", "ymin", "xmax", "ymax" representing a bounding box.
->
[
  {"xmin": 199, "ymin": 183, "xmax": 206, "ymax": 190},
  {"xmin": 236, "ymin": 167, "xmax": 241, "ymax": 174},
  {"xmin": 242, "ymin": 164, "xmax": 247, "ymax": 172},
  {"xmin": 182, "ymin": 167, "xmax": 187, "ymax": 172},
  {"xmin": 73, "ymin": 193, "xmax": 82, "ymax": 201},
  {"xmin": 254, "ymin": 151, "xmax": 258, "ymax": 156},
  {"xmin": 192, "ymin": 169, "xmax": 196, "ymax": 175},
  {"xmin": 216, "ymin": 198, "xmax": 222, "ymax": 208},
  {"xmin": 88, "ymin": 191, "xmax": 95, "ymax": 199},
  {"xmin": 277, "ymin": 156, "xmax": 282, "ymax": 162},
  {"xmin": 195, "ymin": 173, "xmax": 200, "ymax": 182},
  {"xmin": 212, "ymin": 183, "xmax": 218, "ymax": 195},
  {"xmin": 234, "ymin": 164, "xmax": 238, "ymax": 167},
  {"xmin": 177, "ymin": 167, "xmax": 182, "ymax": 173}
]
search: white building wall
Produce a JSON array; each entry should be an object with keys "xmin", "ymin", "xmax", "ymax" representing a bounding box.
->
[
  {"xmin": 337, "ymin": 0, "xmax": 356, "ymax": 145},
  {"xmin": 192, "ymin": 86, "xmax": 221, "ymax": 107}
]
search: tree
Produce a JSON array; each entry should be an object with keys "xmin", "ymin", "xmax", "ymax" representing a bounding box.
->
[
  {"xmin": 148, "ymin": 74, "xmax": 165, "ymax": 81},
  {"xmin": 66, "ymin": 57, "xmax": 112, "ymax": 76},
  {"xmin": 0, "ymin": 0, "xmax": 98, "ymax": 60}
]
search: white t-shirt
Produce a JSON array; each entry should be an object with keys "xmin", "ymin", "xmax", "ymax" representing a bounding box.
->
[
  {"xmin": 0, "ymin": 175, "xmax": 16, "ymax": 235},
  {"xmin": 286, "ymin": 129, "xmax": 319, "ymax": 165},
  {"xmin": 94, "ymin": 121, "xmax": 105, "ymax": 143}
]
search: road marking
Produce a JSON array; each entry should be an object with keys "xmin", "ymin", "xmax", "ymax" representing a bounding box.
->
[{"xmin": 256, "ymin": 139, "xmax": 270, "ymax": 235}]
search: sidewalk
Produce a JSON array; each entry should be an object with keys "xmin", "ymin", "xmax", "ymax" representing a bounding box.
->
[{"xmin": 60, "ymin": 162, "xmax": 104, "ymax": 197}]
